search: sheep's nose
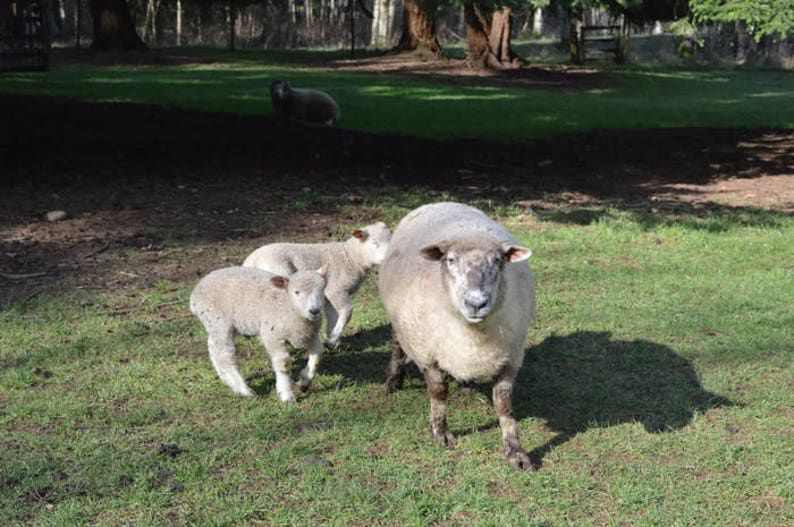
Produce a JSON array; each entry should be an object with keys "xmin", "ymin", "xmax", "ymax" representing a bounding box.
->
[
  {"xmin": 309, "ymin": 307, "xmax": 321, "ymax": 317},
  {"xmin": 464, "ymin": 296, "xmax": 490, "ymax": 313}
]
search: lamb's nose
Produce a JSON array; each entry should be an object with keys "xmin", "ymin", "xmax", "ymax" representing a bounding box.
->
[
  {"xmin": 464, "ymin": 297, "xmax": 489, "ymax": 313},
  {"xmin": 309, "ymin": 307, "xmax": 321, "ymax": 317}
]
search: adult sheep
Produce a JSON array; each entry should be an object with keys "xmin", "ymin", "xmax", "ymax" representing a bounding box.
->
[
  {"xmin": 269, "ymin": 80, "xmax": 340, "ymax": 125},
  {"xmin": 378, "ymin": 202, "xmax": 535, "ymax": 470}
]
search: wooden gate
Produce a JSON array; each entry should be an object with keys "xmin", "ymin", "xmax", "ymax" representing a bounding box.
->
[{"xmin": 0, "ymin": 0, "xmax": 50, "ymax": 71}]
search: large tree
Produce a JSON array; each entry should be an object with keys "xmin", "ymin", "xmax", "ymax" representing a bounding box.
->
[
  {"xmin": 464, "ymin": 2, "xmax": 522, "ymax": 68},
  {"xmin": 395, "ymin": 0, "xmax": 442, "ymax": 54},
  {"xmin": 89, "ymin": 0, "xmax": 147, "ymax": 50}
]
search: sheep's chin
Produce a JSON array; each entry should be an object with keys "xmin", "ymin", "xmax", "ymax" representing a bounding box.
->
[{"xmin": 462, "ymin": 313, "xmax": 486, "ymax": 324}]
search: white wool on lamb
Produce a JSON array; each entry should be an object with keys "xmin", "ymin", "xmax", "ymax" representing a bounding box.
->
[
  {"xmin": 190, "ymin": 265, "xmax": 327, "ymax": 402},
  {"xmin": 243, "ymin": 222, "xmax": 391, "ymax": 348}
]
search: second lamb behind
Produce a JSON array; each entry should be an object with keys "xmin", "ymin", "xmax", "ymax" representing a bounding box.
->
[{"xmin": 243, "ymin": 222, "xmax": 391, "ymax": 348}]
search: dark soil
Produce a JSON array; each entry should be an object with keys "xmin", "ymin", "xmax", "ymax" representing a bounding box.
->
[{"xmin": 1, "ymin": 89, "xmax": 792, "ymax": 306}]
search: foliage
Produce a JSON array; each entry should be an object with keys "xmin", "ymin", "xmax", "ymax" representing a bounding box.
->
[{"xmin": 689, "ymin": 0, "xmax": 794, "ymax": 39}]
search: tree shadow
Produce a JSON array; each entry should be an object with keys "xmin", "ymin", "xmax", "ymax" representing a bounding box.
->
[{"xmin": 512, "ymin": 331, "xmax": 734, "ymax": 467}]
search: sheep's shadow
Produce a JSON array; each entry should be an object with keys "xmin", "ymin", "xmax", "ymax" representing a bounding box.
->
[{"xmin": 511, "ymin": 331, "xmax": 733, "ymax": 467}]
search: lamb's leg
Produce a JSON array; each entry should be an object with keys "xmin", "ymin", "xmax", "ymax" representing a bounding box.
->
[
  {"xmin": 208, "ymin": 328, "xmax": 255, "ymax": 397},
  {"xmin": 493, "ymin": 367, "xmax": 532, "ymax": 470},
  {"xmin": 323, "ymin": 301, "xmax": 340, "ymax": 348},
  {"xmin": 424, "ymin": 364, "xmax": 457, "ymax": 448},
  {"xmin": 261, "ymin": 339, "xmax": 296, "ymax": 403},
  {"xmin": 386, "ymin": 333, "xmax": 406, "ymax": 393},
  {"xmin": 325, "ymin": 294, "xmax": 353, "ymax": 348},
  {"xmin": 296, "ymin": 336, "xmax": 323, "ymax": 395}
]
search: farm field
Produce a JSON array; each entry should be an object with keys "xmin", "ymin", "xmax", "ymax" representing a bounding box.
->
[{"xmin": 1, "ymin": 50, "xmax": 793, "ymax": 526}]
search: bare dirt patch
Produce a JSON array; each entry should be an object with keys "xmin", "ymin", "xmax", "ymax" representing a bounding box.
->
[{"xmin": 1, "ymin": 91, "xmax": 792, "ymax": 306}]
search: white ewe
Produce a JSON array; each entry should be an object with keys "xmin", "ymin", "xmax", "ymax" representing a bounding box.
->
[{"xmin": 378, "ymin": 202, "xmax": 535, "ymax": 469}]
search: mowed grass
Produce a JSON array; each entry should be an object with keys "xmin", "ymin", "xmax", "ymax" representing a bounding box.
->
[
  {"xmin": 1, "ymin": 197, "xmax": 792, "ymax": 526},
  {"xmin": 0, "ymin": 48, "xmax": 793, "ymax": 139}
]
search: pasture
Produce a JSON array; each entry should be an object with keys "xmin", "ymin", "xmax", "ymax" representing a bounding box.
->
[{"xmin": 1, "ymin": 50, "xmax": 792, "ymax": 526}]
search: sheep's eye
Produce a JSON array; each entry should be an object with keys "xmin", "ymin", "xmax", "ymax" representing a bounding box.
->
[{"xmin": 294, "ymin": 291, "xmax": 300, "ymax": 296}]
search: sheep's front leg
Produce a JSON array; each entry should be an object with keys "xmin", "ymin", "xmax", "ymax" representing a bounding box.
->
[
  {"xmin": 324, "ymin": 293, "xmax": 353, "ymax": 348},
  {"xmin": 262, "ymin": 340, "xmax": 296, "ymax": 403},
  {"xmin": 208, "ymin": 328, "xmax": 255, "ymax": 397},
  {"xmin": 424, "ymin": 365, "xmax": 457, "ymax": 448},
  {"xmin": 493, "ymin": 367, "xmax": 532, "ymax": 470},
  {"xmin": 296, "ymin": 336, "xmax": 323, "ymax": 396},
  {"xmin": 386, "ymin": 333, "xmax": 407, "ymax": 393}
]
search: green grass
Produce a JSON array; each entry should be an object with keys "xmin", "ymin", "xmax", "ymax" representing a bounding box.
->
[
  {"xmin": 1, "ymin": 196, "xmax": 792, "ymax": 526},
  {"xmin": 1, "ymin": 48, "xmax": 792, "ymax": 140}
]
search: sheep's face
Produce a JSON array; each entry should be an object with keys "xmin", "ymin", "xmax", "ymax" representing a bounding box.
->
[
  {"xmin": 271, "ymin": 266, "xmax": 327, "ymax": 322},
  {"xmin": 269, "ymin": 80, "xmax": 291, "ymax": 103},
  {"xmin": 353, "ymin": 222, "xmax": 392, "ymax": 266},
  {"xmin": 421, "ymin": 238, "xmax": 531, "ymax": 324}
]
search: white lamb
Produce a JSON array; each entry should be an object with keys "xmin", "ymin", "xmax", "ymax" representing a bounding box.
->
[
  {"xmin": 378, "ymin": 202, "xmax": 536, "ymax": 470},
  {"xmin": 190, "ymin": 265, "xmax": 327, "ymax": 402},
  {"xmin": 243, "ymin": 222, "xmax": 391, "ymax": 348},
  {"xmin": 269, "ymin": 80, "xmax": 340, "ymax": 125}
]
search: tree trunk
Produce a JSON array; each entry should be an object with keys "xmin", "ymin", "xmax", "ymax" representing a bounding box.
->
[
  {"xmin": 89, "ymin": 0, "xmax": 147, "ymax": 50},
  {"xmin": 371, "ymin": 0, "xmax": 396, "ymax": 47},
  {"xmin": 175, "ymin": 0, "xmax": 181, "ymax": 46},
  {"xmin": 464, "ymin": 3, "xmax": 518, "ymax": 68},
  {"xmin": 226, "ymin": 1, "xmax": 236, "ymax": 50},
  {"xmin": 396, "ymin": 0, "xmax": 441, "ymax": 55}
]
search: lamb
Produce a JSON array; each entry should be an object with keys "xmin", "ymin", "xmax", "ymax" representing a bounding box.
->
[
  {"xmin": 243, "ymin": 222, "xmax": 391, "ymax": 349},
  {"xmin": 189, "ymin": 265, "xmax": 328, "ymax": 402},
  {"xmin": 378, "ymin": 202, "xmax": 536, "ymax": 470},
  {"xmin": 269, "ymin": 80, "xmax": 340, "ymax": 125}
]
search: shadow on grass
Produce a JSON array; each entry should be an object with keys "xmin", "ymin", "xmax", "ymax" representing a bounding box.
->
[{"xmin": 516, "ymin": 330, "xmax": 733, "ymax": 467}]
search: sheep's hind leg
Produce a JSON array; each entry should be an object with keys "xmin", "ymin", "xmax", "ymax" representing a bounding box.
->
[
  {"xmin": 424, "ymin": 364, "xmax": 456, "ymax": 448},
  {"xmin": 208, "ymin": 328, "xmax": 255, "ymax": 397},
  {"xmin": 386, "ymin": 333, "xmax": 406, "ymax": 393},
  {"xmin": 296, "ymin": 336, "xmax": 323, "ymax": 396},
  {"xmin": 493, "ymin": 367, "xmax": 533, "ymax": 470},
  {"xmin": 324, "ymin": 295, "xmax": 352, "ymax": 349}
]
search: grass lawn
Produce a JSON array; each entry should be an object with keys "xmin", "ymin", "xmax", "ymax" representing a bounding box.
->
[
  {"xmin": 0, "ymin": 48, "xmax": 793, "ymax": 140},
  {"xmin": 1, "ymin": 199, "xmax": 792, "ymax": 526},
  {"xmin": 1, "ymin": 50, "xmax": 793, "ymax": 525}
]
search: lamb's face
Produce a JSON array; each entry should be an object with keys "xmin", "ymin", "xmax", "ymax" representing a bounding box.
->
[
  {"xmin": 354, "ymin": 222, "xmax": 392, "ymax": 266},
  {"xmin": 421, "ymin": 238, "xmax": 531, "ymax": 324},
  {"xmin": 278, "ymin": 269, "xmax": 327, "ymax": 322},
  {"xmin": 269, "ymin": 80, "xmax": 290, "ymax": 103}
]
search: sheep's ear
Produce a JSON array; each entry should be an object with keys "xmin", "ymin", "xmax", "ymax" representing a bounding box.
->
[
  {"xmin": 316, "ymin": 264, "xmax": 328, "ymax": 277},
  {"xmin": 270, "ymin": 275, "xmax": 289, "ymax": 289},
  {"xmin": 352, "ymin": 229, "xmax": 369, "ymax": 242},
  {"xmin": 503, "ymin": 244, "xmax": 532, "ymax": 262},
  {"xmin": 420, "ymin": 244, "xmax": 446, "ymax": 261}
]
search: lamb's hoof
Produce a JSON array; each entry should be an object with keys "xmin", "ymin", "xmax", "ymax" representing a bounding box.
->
[
  {"xmin": 277, "ymin": 391, "xmax": 297, "ymax": 403},
  {"xmin": 505, "ymin": 448, "xmax": 534, "ymax": 471},
  {"xmin": 292, "ymin": 382, "xmax": 309, "ymax": 398},
  {"xmin": 234, "ymin": 386, "xmax": 256, "ymax": 398},
  {"xmin": 431, "ymin": 429, "xmax": 457, "ymax": 449}
]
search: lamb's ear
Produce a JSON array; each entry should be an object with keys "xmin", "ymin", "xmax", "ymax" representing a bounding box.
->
[
  {"xmin": 316, "ymin": 264, "xmax": 329, "ymax": 277},
  {"xmin": 352, "ymin": 229, "xmax": 369, "ymax": 242},
  {"xmin": 503, "ymin": 244, "xmax": 532, "ymax": 262},
  {"xmin": 420, "ymin": 243, "xmax": 447, "ymax": 261},
  {"xmin": 270, "ymin": 275, "xmax": 289, "ymax": 289}
]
